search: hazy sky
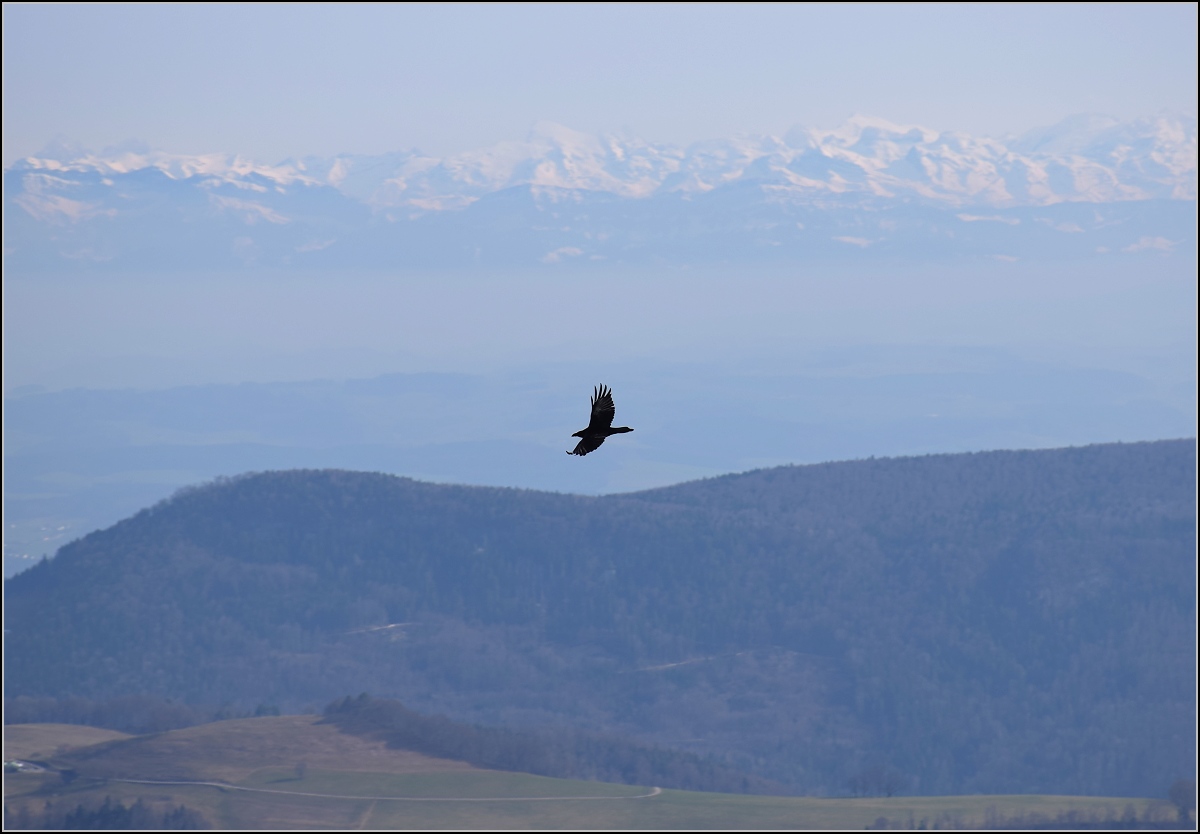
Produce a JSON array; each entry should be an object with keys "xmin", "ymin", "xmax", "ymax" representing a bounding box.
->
[
  {"xmin": 2, "ymin": 3, "xmax": 1196, "ymax": 536},
  {"xmin": 3, "ymin": 3, "xmax": 1196, "ymax": 165}
]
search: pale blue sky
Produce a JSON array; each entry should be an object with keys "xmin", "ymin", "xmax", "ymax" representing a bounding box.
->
[{"xmin": 3, "ymin": 3, "xmax": 1196, "ymax": 165}]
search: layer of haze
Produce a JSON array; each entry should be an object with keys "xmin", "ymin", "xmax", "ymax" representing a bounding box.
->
[
  {"xmin": 3, "ymin": 4, "xmax": 1197, "ymax": 164},
  {"xmin": 5, "ymin": 257, "xmax": 1195, "ymax": 575},
  {"xmin": 4, "ymin": 260, "xmax": 1195, "ymax": 394}
]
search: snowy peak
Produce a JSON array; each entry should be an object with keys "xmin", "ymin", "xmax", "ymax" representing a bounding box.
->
[
  {"xmin": 4, "ymin": 113, "xmax": 1195, "ymax": 272},
  {"xmin": 13, "ymin": 147, "xmax": 321, "ymax": 188},
  {"xmin": 10, "ymin": 113, "xmax": 1194, "ymax": 212},
  {"xmin": 815, "ymin": 114, "xmax": 940, "ymax": 153},
  {"xmin": 1011, "ymin": 113, "xmax": 1125, "ymax": 155}
]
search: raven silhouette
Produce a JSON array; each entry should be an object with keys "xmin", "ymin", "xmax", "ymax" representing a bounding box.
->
[{"xmin": 567, "ymin": 385, "xmax": 633, "ymax": 456}]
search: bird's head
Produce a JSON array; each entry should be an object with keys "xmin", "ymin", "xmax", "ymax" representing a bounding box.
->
[{"xmin": 571, "ymin": 430, "xmax": 584, "ymax": 438}]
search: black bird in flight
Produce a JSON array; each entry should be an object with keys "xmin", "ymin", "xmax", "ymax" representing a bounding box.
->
[{"xmin": 568, "ymin": 384, "xmax": 634, "ymax": 456}]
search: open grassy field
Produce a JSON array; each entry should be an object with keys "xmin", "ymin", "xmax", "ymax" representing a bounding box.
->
[
  {"xmin": 3, "ymin": 719, "xmax": 1186, "ymax": 830},
  {"xmin": 4, "ymin": 723, "xmax": 131, "ymax": 761},
  {"xmin": 30, "ymin": 715, "xmax": 475, "ymax": 783}
]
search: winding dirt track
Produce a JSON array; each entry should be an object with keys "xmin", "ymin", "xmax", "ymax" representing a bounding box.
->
[{"xmin": 111, "ymin": 778, "xmax": 663, "ymax": 802}]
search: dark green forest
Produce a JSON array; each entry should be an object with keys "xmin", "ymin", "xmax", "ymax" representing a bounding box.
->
[
  {"xmin": 5, "ymin": 796, "xmax": 210, "ymax": 830},
  {"xmin": 4, "ymin": 440, "xmax": 1195, "ymax": 798},
  {"xmin": 322, "ymin": 693, "xmax": 784, "ymax": 794}
]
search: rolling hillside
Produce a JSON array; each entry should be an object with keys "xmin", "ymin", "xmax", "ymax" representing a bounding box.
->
[
  {"xmin": 4, "ymin": 440, "xmax": 1195, "ymax": 797},
  {"xmin": 3, "ymin": 719, "xmax": 1186, "ymax": 830}
]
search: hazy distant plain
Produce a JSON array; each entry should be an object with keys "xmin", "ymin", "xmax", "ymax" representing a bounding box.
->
[{"xmin": 4, "ymin": 255, "xmax": 1195, "ymax": 576}]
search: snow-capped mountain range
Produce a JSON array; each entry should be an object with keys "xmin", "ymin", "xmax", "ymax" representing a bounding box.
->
[{"xmin": 5, "ymin": 114, "xmax": 1195, "ymax": 271}]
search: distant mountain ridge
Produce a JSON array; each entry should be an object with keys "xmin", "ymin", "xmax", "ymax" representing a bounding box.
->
[
  {"xmin": 15, "ymin": 113, "xmax": 1197, "ymax": 208},
  {"xmin": 5, "ymin": 114, "xmax": 1195, "ymax": 271}
]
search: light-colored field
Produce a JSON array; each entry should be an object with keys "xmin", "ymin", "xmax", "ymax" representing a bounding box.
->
[
  {"xmin": 4, "ymin": 723, "xmax": 132, "ymax": 761},
  {"xmin": 2, "ymin": 719, "xmax": 1184, "ymax": 830},
  {"xmin": 49, "ymin": 715, "xmax": 476, "ymax": 783}
]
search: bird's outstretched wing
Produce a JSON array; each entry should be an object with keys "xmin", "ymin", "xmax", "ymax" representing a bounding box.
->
[
  {"xmin": 586, "ymin": 384, "xmax": 616, "ymax": 431},
  {"xmin": 568, "ymin": 435, "xmax": 606, "ymax": 456}
]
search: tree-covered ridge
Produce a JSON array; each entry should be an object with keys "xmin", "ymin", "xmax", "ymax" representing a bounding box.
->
[
  {"xmin": 323, "ymin": 693, "xmax": 783, "ymax": 795},
  {"xmin": 4, "ymin": 440, "xmax": 1195, "ymax": 798}
]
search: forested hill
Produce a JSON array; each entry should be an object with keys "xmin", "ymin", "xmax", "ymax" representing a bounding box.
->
[{"xmin": 5, "ymin": 440, "xmax": 1195, "ymax": 798}]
